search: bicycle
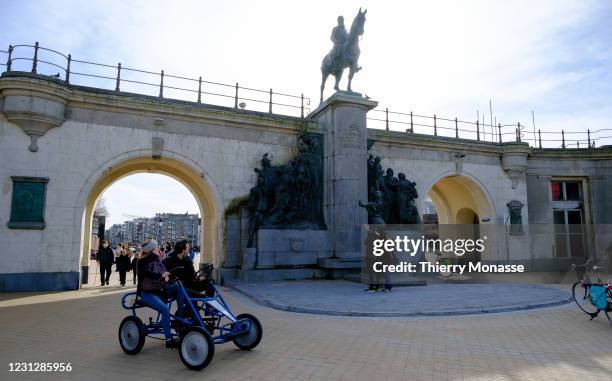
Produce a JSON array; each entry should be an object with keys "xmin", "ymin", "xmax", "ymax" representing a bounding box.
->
[{"xmin": 570, "ymin": 258, "xmax": 612, "ymax": 324}]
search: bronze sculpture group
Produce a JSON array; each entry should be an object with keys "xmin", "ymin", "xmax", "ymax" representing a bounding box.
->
[
  {"xmin": 248, "ymin": 134, "xmax": 325, "ymax": 247},
  {"xmin": 361, "ymin": 155, "xmax": 421, "ymax": 225}
]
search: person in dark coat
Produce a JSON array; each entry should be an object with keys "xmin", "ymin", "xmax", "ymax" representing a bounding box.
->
[
  {"xmin": 137, "ymin": 240, "xmax": 185, "ymax": 348},
  {"xmin": 116, "ymin": 245, "xmax": 132, "ymax": 286},
  {"xmin": 163, "ymin": 240, "xmax": 197, "ymax": 290},
  {"xmin": 97, "ymin": 240, "xmax": 114, "ymax": 286},
  {"xmin": 131, "ymin": 248, "xmax": 140, "ymax": 285}
]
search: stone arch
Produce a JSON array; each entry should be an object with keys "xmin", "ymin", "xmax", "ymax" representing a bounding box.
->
[
  {"xmin": 425, "ymin": 173, "xmax": 494, "ymax": 224},
  {"xmin": 456, "ymin": 207, "xmax": 479, "ymax": 225},
  {"xmin": 74, "ymin": 152, "xmax": 223, "ymax": 285}
]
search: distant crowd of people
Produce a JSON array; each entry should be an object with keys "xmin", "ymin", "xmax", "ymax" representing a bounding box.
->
[{"xmin": 95, "ymin": 239, "xmax": 199, "ymax": 287}]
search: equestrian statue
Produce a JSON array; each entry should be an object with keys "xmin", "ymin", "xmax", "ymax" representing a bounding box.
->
[{"xmin": 320, "ymin": 8, "xmax": 367, "ymax": 103}]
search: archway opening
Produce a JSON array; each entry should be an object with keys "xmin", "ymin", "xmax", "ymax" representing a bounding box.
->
[
  {"xmin": 79, "ymin": 157, "xmax": 220, "ymax": 287},
  {"xmin": 426, "ymin": 175, "xmax": 493, "ymax": 264},
  {"xmin": 426, "ymin": 175, "xmax": 492, "ymax": 224}
]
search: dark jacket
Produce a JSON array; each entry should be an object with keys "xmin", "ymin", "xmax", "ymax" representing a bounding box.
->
[
  {"xmin": 98, "ymin": 246, "xmax": 115, "ymax": 264},
  {"xmin": 163, "ymin": 254, "xmax": 195, "ymax": 288},
  {"xmin": 137, "ymin": 253, "xmax": 165, "ymax": 297},
  {"xmin": 116, "ymin": 254, "xmax": 131, "ymax": 272}
]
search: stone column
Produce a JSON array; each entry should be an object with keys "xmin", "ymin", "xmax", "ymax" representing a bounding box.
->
[{"xmin": 309, "ymin": 92, "xmax": 378, "ymax": 258}]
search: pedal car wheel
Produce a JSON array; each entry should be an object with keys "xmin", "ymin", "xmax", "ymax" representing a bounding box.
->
[
  {"xmin": 179, "ymin": 326, "xmax": 215, "ymax": 370},
  {"xmin": 232, "ymin": 313, "xmax": 263, "ymax": 350},
  {"xmin": 118, "ymin": 316, "xmax": 145, "ymax": 355}
]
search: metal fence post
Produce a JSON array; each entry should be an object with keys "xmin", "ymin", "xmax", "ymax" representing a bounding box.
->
[
  {"xmin": 31, "ymin": 41, "xmax": 39, "ymax": 73},
  {"xmin": 410, "ymin": 112, "xmax": 414, "ymax": 133},
  {"xmin": 159, "ymin": 70, "xmax": 164, "ymax": 98},
  {"xmin": 476, "ymin": 120, "xmax": 480, "ymax": 141},
  {"xmin": 269, "ymin": 89, "xmax": 273, "ymax": 114},
  {"xmin": 517, "ymin": 122, "xmax": 522, "ymax": 142},
  {"xmin": 115, "ymin": 63, "xmax": 121, "ymax": 91},
  {"xmin": 538, "ymin": 129, "xmax": 542, "ymax": 148},
  {"xmin": 301, "ymin": 94, "xmax": 304, "ymax": 118},
  {"xmin": 234, "ymin": 82, "xmax": 239, "ymax": 108},
  {"xmin": 561, "ymin": 130, "xmax": 565, "ymax": 148},
  {"xmin": 385, "ymin": 108, "xmax": 389, "ymax": 131},
  {"xmin": 498, "ymin": 123, "xmax": 502, "ymax": 143},
  {"xmin": 197, "ymin": 76, "xmax": 202, "ymax": 103},
  {"xmin": 65, "ymin": 54, "xmax": 71, "ymax": 84},
  {"xmin": 587, "ymin": 129, "xmax": 591, "ymax": 149},
  {"xmin": 433, "ymin": 114, "xmax": 437, "ymax": 136},
  {"xmin": 6, "ymin": 45, "xmax": 12, "ymax": 71},
  {"xmin": 455, "ymin": 117, "xmax": 458, "ymax": 138}
]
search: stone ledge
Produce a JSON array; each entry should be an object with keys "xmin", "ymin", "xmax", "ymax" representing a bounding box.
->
[{"xmin": 318, "ymin": 258, "xmax": 361, "ymax": 269}]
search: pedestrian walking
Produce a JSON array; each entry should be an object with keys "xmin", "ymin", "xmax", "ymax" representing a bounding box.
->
[
  {"xmin": 116, "ymin": 246, "xmax": 131, "ymax": 286},
  {"xmin": 97, "ymin": 240, "xmax": 114, "ymax": 286},
  {"xmin": 131, "ymin": 248, "xmax": 140, "ymax": 285}
]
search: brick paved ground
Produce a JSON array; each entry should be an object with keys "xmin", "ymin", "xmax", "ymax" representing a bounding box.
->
[
  {"xmin": 231, "ymin": 280, "xmax": 572, "ymax": 316},
  {"xmin": 1, "ymin": 283, "xmax": 611, "ymax": 381}
]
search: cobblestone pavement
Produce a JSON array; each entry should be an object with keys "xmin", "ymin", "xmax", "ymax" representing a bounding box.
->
[
  {"xmin": 231, "ymin": 280, "xmax": 572, "ymax": 316},
  {"xmin": 1, "ymin": 284, "xmax": 611, "ymax": 381}
]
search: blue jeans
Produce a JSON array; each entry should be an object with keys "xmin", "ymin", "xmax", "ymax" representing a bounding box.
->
[{"xmin": 140, "ymin": 284, "xmax": 185, "ymax": 341}]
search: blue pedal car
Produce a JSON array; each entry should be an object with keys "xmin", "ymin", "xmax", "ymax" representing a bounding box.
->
[{"xmin": 118, "ymin": 264, "xmax": 262, "ymax": 370}]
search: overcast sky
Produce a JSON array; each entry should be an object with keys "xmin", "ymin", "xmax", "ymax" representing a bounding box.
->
[{"xmin": 2, "ymin": 0, "xmax": 610, "ymax": 223}]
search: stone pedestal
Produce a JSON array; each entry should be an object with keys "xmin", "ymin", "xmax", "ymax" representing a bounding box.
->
[{"xmin": 309, "ymin": 92, "xmax": 378, "ymax": 258}]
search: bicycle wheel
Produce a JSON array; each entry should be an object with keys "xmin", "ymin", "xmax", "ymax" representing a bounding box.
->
[{"xmin": 572, "ymin": 282, "xmax": 598, "ymax": 315}]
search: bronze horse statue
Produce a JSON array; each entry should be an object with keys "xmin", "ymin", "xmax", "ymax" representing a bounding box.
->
[{"xmin": 320, "ymin": 8, "xmax": 367, "ymax": 103}]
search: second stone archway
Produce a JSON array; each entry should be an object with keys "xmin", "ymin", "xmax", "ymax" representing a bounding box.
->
[{"xmin": 426, "ymin": 174, "xmax": 494, "ymax": 224}]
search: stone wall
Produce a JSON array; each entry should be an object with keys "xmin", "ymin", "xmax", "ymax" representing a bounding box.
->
[{"xmin": 0, "ymin": 75, "xmax": 309, "ymax": 290}]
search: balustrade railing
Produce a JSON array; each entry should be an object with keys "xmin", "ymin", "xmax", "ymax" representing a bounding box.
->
[
  {"xmin": 0, "ymin": 43, "xmax": 309, "ymax": 118},
  {"xmin": 368, "ymin": 108, "xmax": 611, "ymax": 149},
  {"xmin": 2, "ymin": 44, "xmax": 610, "ymax": 149}
]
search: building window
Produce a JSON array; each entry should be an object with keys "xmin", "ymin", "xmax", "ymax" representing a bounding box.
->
[{"xmin": 551, "ymin": 180, "xmax": 586, "ymax": 258}]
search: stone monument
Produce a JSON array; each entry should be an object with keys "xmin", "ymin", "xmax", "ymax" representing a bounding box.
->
[{"xmin": 320, "ymin": 8, "xmax": 368, "ymax": 102}]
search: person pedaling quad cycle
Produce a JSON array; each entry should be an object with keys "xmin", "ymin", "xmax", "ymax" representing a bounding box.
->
[
  {"xmin": 571, "ymin": 257, "xmax": 612, "ymax": 324},
  {"xmin": 118, "ymin": 240, "xmax": 262, "ymax": 370}
]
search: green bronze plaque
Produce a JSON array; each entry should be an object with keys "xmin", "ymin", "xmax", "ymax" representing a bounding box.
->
[{"xmin": 8, "ymin": 176, "xmax": 49, "ymax": 229}]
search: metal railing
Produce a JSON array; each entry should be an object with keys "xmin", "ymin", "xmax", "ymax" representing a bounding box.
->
[
  {"xmin": 2, "ymin": 43, "xmax": 610, "ymax": 149},
  {"xmin": 0, "ymin": 43, "xmax": 310, "ymax": 118},
  {"xmin": 368, "ymin": 108, "xmax": 612, "ymax": 149}
]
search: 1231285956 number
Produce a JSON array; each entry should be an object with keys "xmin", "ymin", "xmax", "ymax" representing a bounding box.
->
[{"xmin": 9, "ymin": 362, "xmax": 72, "ymax": 372}]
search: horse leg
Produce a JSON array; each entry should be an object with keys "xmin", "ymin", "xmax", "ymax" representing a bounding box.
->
[
  {"xmin": 334, "ymin": 70, "xmax": 343, "ymax": 91},
  {"xmin": 320, "ymin": 71, "xmax": 329, "ymax": 103},
  {"xmin": 347, "ymin": 66, "xmax": 355, "ymax": 92}
]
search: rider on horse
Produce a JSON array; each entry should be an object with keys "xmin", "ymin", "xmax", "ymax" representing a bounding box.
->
[{"xmin": 330, "ymin": 16, "xmax": 349, "ymax": 68}]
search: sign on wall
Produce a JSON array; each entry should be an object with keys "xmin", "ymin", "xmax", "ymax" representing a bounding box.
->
[{"xmin": 7, "ymin": 176, "xmax": 49, "ymax": 229}]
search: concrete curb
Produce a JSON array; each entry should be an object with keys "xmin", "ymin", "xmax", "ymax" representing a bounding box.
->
[{"xmin": 229, "ymin": 283, "xmax": 573, "ymax": 317}]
